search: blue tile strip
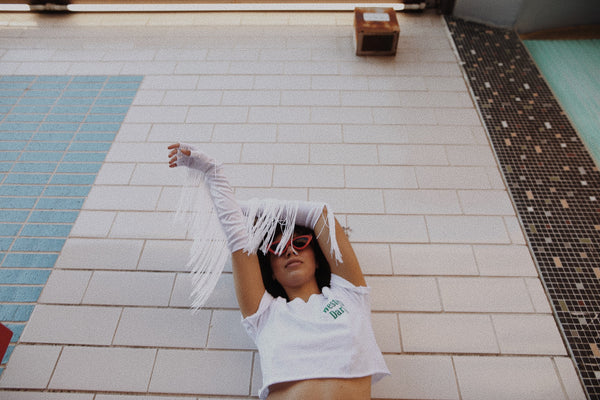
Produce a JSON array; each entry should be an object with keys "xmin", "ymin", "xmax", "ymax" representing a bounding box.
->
[{"xmin": 0, "ymin": 75, "xmax": 142, "ymax": 373}]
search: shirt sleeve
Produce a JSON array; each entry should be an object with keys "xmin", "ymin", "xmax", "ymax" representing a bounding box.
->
[
  {"xmin": 241, "ymin": 290, "xmax": 275, "ymax": 340},
  {"xmin": 329, "ymin": 274, "xmax": 371, "ymax": 309},
  {"xmin": 330, "ymin": 274, "xmax": 370, "ymax": 294}
]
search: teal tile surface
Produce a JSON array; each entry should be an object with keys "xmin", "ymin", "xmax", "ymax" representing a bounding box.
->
[{"xmin": 0, "ymin": 74, "xmax": 142, "ymax": 374}]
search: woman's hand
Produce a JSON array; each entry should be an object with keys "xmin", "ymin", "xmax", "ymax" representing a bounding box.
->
[{"xmin": 167, "ymin": 143, "xmax": 191, "ymax": 168}]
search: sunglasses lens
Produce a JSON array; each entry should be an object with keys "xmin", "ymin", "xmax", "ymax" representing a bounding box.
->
[
  {"xmin": 292, "ymin": 236, "xmax": 311, "ymax": 250},
  {"xmin": 268, "ymin": 241, "xmax": 281, "ymax": 253}
]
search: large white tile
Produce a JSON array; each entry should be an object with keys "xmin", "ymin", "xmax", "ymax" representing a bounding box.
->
[
  {"xmin": 399, "ymin": 313, "xmax": 498, "ymax": 354},
  {"xmin": 278, "ymin": 124, "xmax": 342, "ymax": 143},
  {"xmin": 249, "ymin": 106, "xmax": 309, "ymax": 124},
  {"xmin": 56, "ymin": 238, "xmax": 144, "ymax": 270},
  {"xmin": 504, "ymin": 215, "xmax": 527, "ymax": 244},
  {"xmin": 416, "ymin": 166, "xmax": 491, "ymax": 189},
  {"xmin": 21, "ymin": 305, "xmax": 121, "ymax": 346},
  {"xmin": 439, "ymin": 277, "xmax": 534, "ymax": 313},
  {"xmin": 427, "ymin": 215, "xmax": 510, "ymax": 244},
  {"xmin": 345, "ymin": 166, "xmax": 417, "ymax": 189},
  {"xmin": 378, "ymin": 144, "xmax": 448, "ymax": 165},
  {"xmin": 39, "ymin": 269, "xmax": 92, "ymax": 304},
  {"xmin": 138, "ymin": 239, "xmax": 191, "ymax": 272},
  {"xmin": 213, "ymin": 123, "xmax": 277, "ymax": 142},
  {"xmin": 373, "ymin": 355, "xmax": 458, "ymax": 399},
  {"xmin": 149, "ymin": 349, "xmax": 253, "ymax": 395},
  {"xmin": 553, "ymin": 357, "xmax": 588, "ymax": 400},
  {"xmin": 274, "ymin": 165, "xmax": 344, "ymax": 188},
  {"xmin": 434, "ymin": 107, "xmax": 482, "ymax": 126},
  {"xmin": 196, "ymin": 75, "xmax": 254, "ymax": 90},
  {"xmin": 384, "ymin": 189, "xmax": 461, "ymax": 214},
  {"xmin": 473, "ymin": 245, "xmax": 538, "ymax": 277},
  {"xmin": 241, "ymin": 143, "xmax": 308, "ymax": 164},
  {"xmin": 70, "ymin": 211, "xmax": 115, "ymax": 238},
  {"xmin": 373, "ymin": 107, "xmax": 436, "ymax": 125},
  {"xmin": 16, "ymin": 62, "xmax": 71, "ymax": 75},
  {"xmin": 458, "ymin": 189, "xmax": 515, "ymax": 215},
  {"xmin": 105, "ymin": 142, "xmax": 171, "ymax": 163},
  {"xmin": 83, "ymin": 271, "xmax": 175, "ymax": 306},
  {"xmin": 254, "ymin": 74, "xmax": 311, "ymax": 90},
  {"xmin": 110, "ymin": 212, "xmax": 184, "ymax": 239},
  {"xmin": 310, "ymin": 188, "xmax": 385, "ymax": 214},
  {"xmin": 446, "ymin": 145, "xmax": 498, "ymax": 166},
  {"xmin": 371, "ymin": 313, "xmax": 401, "ymax": 353},
  {"xmin": 525, "ymin": 278, "xmax": 553, "ymax": 313},
  {"xmin": 125, "ymin": 106, "xmax": 188, "ymax": 124},
  {"xmin": 83, "ymin": 186, "xmax": 161, "ymax": 211},
  {"xmin": 113, "ymin": 307, "xmax": 211, "ymax": 348},
  {"xmin": 492, "ymin": 314, "xmax": 567, "ymax": 355},
  {"xmin": 454, "ymin": 356, "xmax": 566, "ymax": 400},
  {"xmin": 281, "ymin": 90, "xmax": 339, "ymax": 106},
  {"xmin": 367, "ymin": 276, "xmax": 441, "ymax": 312},
  {"xmin": 0, "ymin": 345, "xmax": 61, "ymax": 389},
  {"xmin": 147, "ymin": 123, "xmax": 213, "ymax": 143},
  {"xmin": 227, "ymin": 164, "xmax": 274, "ymax": 188},
  {"xmin": 391, "ymin": 244, "xmax": 478, "ymax": 276},
  {"xmin": 95, "ymin": 163, "xmax": 135, "ymax": 185},
  {"xmin": 310, "ymin": 144, "xmax": 378, "ymax": 165},
  {"xmin": 236, "ymin": 187, "xmax": 308, "ymax": 201},
  {"xmin": 352, "ymin": 243, "xmax": 393, "ymax": 275},
  {"xmin": 311, "ymin": 106, "xmax": 373, "ymax": 124},
  {"xmin": 170, "ymin": 272, "xmax": 239, "ymax": 309},
  {"xmin": 347, "ymin": 215, "xmax": 428, "ymax": 243},
  {"xmin": 344, "ymin": 124, "xmax": 476, "ymax": 145},
  {"xmin": 207, "ymin": 309, "xmax": 256, "ymax": 350},
  {"xmin": 163, "ymin": 90, "xmax": 222, "ymax": 106},
  {"xmin": 424, "ymin": 76, "xmax": 469, "ymax": 91},
  {"xmin": 129, "ymin": 163, "xmax": 188, "ymax": 186},
  {"xmin": 50, "ymin": 347, "xmax": 155, "ymax": 392},
  {"xmin": 140, "ymin": 75, "xmax": 199, "ymax": 90}
]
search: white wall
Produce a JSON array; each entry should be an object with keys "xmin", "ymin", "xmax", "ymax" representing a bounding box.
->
[
  {"xmin": 453, "ymin": 0, "xmax": 523, "ymax": 28},
  {"xmin": 515, "ymin": 0, "xmax": 600, "ymax": 33},
  {"xmin": 453, "ymin": 0, "xmax": 600, "ymax": 33}
]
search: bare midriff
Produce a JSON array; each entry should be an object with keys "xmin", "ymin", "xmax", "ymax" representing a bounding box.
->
[{"xmin": 267, "ymin": 376, "xmax": 372, "ymax": 400}]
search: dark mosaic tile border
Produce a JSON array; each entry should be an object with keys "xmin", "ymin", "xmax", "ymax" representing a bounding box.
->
[{"xmin": 445, "ymin": 16, "xmax": 600, "ymax": 400}]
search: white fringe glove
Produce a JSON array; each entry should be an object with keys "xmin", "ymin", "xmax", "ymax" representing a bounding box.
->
[
  {"xmin": 175, "ymin": 143, "xmax": 247, "ymax": 253},
  {"xmin": 172, "ymin": 143, "xmax": 248, "ymax": 309}
]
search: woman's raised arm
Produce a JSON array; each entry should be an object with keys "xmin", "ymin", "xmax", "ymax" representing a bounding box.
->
[
  {"xmin": 314, "ymin": 208, "xmax": 366, "ymax": 287},
  {"xmin": 168, "ymin": 143, "xmax": 265, "ymax": 317}
]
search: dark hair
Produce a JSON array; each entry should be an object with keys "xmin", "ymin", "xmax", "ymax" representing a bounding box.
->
[{"xmin": 257, "ymin": 225, "xmax": 331, "ymax": 301}]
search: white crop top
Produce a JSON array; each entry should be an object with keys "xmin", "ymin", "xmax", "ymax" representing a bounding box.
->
[{"xmin": 242, "ymin": 274, "xmax": 390, "ymax": 399}]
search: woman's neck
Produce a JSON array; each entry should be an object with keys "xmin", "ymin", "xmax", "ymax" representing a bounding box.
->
[{"xmin": 286, "ymin": 281, "xmax": 321, "ymax": 302}]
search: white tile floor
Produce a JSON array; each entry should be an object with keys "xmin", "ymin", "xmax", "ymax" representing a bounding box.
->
[{"xmin": 0, "ymin": 9, "xmax": 588, "ymax": 399}]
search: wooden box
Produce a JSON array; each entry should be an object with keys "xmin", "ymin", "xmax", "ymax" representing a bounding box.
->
[{"xmin": 354, "ymin": 7, "xmax": 400, "ymax": 56}]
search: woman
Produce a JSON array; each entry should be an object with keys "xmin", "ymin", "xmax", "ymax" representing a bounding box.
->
[{"xmin": 168, "ymin": 143, "xmax": 389, "ymax": 400}]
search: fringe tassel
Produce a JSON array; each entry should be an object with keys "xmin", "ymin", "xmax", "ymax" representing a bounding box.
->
[
  {"xmin": 176, "ymin": 168, "xmax": 230, "ymax": 311},
  {"xmin": 243, "ymin": 198, "xmax": 343, "ymax": 265}
]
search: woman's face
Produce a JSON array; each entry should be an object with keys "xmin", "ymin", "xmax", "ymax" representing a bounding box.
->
[{"xmin": 268, "ymin": 233, "xmax": 318, "ymax": 292}]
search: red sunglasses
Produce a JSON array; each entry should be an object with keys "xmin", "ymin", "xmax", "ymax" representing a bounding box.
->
[{"xmin": 268, "ymin": 235, "xmax": 313, "ymax": 255}]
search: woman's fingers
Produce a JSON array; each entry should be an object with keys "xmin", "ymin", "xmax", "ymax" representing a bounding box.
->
[{"xmin": 167, "ymin": 143, "xmax": 190, "ymax": 168}]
